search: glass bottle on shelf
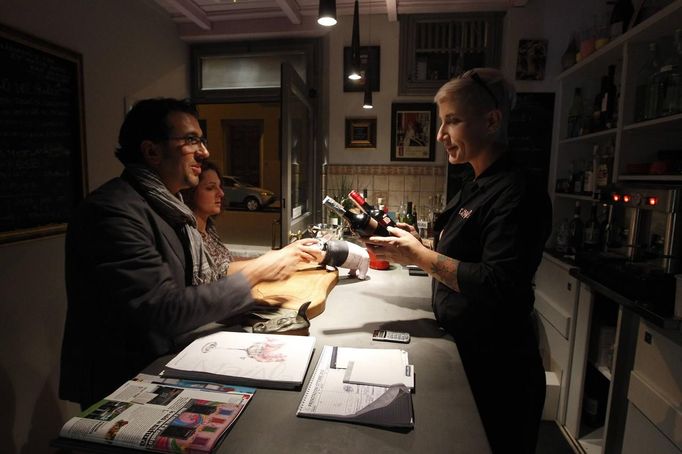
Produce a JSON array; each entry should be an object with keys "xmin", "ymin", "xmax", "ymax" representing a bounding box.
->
[
  {"xmin": 603, "ymin": 65, "xmax": 617, "ymax": 128},
  {"xmin": 596, "ymin": 141, "xmax": 614, "ymax": 186},
  {"xmin": 567, "ymin": 87, "xmax": 584, "ymax": 138},
  {"xmin": 591, "ymin": 76, "xmax": 609, "ymax": 132},
  {"xmin": 609, "ymin": 0, "xmax": 634, "ymax": 39},
  {"xmin": 569, "ymin": 201, "xmax": 584, "ymax": 255},
  {"xmin": 555, "ymin": 219, "xmax": 571, "ymax": 254},
  {"xmin": 583, "ymin": 203, "xmax": 600, "ymax": 252},
  {"xmin": 634, "ymin": 42, "xmax": 660, "ymax": 121},
  {"xmin": 573, "ymin": 160, "xmax": 585, "ymax": 194},
  {"xmin": 657, "ymin": 29, "xmax": 682, "ymax": 116}
]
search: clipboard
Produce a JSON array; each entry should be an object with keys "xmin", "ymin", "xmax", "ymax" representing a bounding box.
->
[{"xmin": 296, "ymin": 345, "xmax": 414, "ymax": 428}]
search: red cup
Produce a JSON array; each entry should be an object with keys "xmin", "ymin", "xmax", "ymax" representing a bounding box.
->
[{"xmin": 367, "ymin": 247, "xmax": 390, "ymax": 270}]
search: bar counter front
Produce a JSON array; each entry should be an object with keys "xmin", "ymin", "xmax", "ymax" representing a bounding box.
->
[{"xmin": 58, "ymin": 265, "xmax": 491, "ymax": 454}]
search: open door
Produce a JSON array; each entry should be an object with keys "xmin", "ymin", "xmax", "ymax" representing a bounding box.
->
[{"xmin": 280, "ymin": 62, "xmax": 315, "ymax": 246}]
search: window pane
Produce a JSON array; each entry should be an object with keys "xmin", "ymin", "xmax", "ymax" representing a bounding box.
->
[{"xmin": 200, "ymin": 54, "xmax": 306, "ymax": 90}]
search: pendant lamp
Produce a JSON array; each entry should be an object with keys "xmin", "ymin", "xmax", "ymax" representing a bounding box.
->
[
  {"xmin": 362, "ymin": 1, "xmax": 373, "ymax": 109},
  {"xmin": 318, "ymin": 0, "xmax": 337, "ymax": 27},
  {"xmin": 362, "ymin": 83, "xmax": 373, "ymax": 109},
  {"xmin": 348, "ymin": 0, "xmax": 361, "ymax": 80}
]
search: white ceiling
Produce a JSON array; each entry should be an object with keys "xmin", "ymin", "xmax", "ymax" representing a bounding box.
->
[{"xmin": 153, "ymin": 0, "xmax": 527, "ymax": 41}]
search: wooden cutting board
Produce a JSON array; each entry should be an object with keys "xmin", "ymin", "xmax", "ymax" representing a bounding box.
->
[{"xmin": 251, "ymin": 264, "xmax": 338, "ymax": 319}]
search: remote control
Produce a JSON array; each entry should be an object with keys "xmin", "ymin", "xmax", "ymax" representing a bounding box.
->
[{"xmin": 372, "ymin": 329, "xmax": 410, "ymax": 343}]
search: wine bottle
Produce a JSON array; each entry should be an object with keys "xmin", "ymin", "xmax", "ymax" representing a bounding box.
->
[
  {"xmin": 348, "ymin": 190, "xmax": 396, "ymax": 228},
  {"xmin": 404, "ymin": 201, "xmax": 415, "ymax": 226},
  {"xmin": 322, "ymin": 196, "xmax": 389, "ymax": 237},
  {"xmin": 567, "ymin": 87, "xmax": 584, "ymax": 138}
]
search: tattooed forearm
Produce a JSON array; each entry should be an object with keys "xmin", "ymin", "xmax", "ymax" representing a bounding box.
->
[{"xmin": 430, "ymin": 254, "xmax": 460, "ymax": 292}]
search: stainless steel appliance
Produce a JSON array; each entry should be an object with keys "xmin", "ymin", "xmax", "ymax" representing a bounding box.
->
[{"xmin": 601, "ymin": 184, "xmax": 682, "ymax": 273}]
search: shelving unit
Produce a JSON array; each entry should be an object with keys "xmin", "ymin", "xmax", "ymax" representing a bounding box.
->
[
  {"xmin": 549, "ymin": 0, "xmax": 682, "ymax": 225},
  {"xmin": 544, "ymin": 2, "xmax": 682, "ymax": 453}
]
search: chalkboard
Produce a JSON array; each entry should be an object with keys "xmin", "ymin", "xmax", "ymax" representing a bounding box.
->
[{"xmin": 0, "ymin": 25, "xmax": 86, "ymax": 243}]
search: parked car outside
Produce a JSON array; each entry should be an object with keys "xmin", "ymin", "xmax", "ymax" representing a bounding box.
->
[{"xmin": 221, "ymin": 176, "xmax": 277, "ymax": 211}]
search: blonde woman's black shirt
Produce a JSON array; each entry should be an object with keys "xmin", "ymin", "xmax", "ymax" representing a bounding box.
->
[{"xmin": 431, "ymin": 153, "xmax": 552, "ymax": 347}]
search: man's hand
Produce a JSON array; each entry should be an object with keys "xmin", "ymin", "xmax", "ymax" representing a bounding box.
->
[{"xmin": 239, "ymin": 239, "xmax": 323, "ymax": 285}]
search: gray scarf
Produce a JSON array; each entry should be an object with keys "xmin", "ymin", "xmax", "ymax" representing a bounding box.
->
[{"xmin": 124, "ymin": 165, "xmax": 221, "ymax": 285}]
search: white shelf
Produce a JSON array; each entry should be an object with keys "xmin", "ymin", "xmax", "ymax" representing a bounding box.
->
[
  {"xmin": 559, "ymin": 129, "xmax": 617, "ymax": 145},
  {"xmin": 554, "ymin": 192, "xmax": 596, "ymax": 202},
  {"xmin": 618, "ymin": 174, "xmax": 682, "ymax": 182},
  {"xmin": 578, "ymin": 425, "xmax": 605, "ymax": 454},
  {"xmin": 622, "ymin": 112, "xmax": 682, "ymax": 133},
  {"xmin": 596, "ymin": 365, "xmax": 612, "ymax": 381}
]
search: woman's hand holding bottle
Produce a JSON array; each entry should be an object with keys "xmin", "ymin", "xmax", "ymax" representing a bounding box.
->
[{"xmin": 364, "ymin": 226, "xmax": 425, "ymax": 266}]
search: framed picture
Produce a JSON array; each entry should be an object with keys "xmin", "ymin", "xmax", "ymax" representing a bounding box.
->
[
  {"xmin": 345, "ymin": 118, "xmax": 377, "ymax": 148},
  {"xmin": 343, "ymin": 46, "xmax": 380, "ymax": 92},
  {"xmin": 515, "ymin": 39, "xmax": 547, "ymax": 81},
  {"xmin": 390, "ymin": 103, "xmax": 436, "ymax": 162}
]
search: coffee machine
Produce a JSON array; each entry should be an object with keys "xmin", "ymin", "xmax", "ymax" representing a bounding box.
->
[
  {"xmin": 578, "ymin": 184, "xmax": 682, "ymax": 318},
  {"xmin": 602, "ymin": 184, "xmax": 682, "ymax": 273}
]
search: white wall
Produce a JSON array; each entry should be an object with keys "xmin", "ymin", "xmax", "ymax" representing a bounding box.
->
[
  {"xmin": 0, "ymin": 1, "xmax": 188, "ymax": 452},
  {"xmin": 326, "ymin": 0, "xmax": 597, "ymax": 166}
]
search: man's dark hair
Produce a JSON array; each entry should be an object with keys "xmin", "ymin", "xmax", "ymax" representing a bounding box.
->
[{"xmin": 116, "ymin": 98, "xmax": 199, "ymax": 165}]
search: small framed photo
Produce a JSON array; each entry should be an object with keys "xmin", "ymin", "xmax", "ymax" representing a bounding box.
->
[
  {"xmin": 515, "ymin": 39, "xmax": 547, "ymax": 81},
  {"xmin": 345, "ymin": 118, "xmax": 377, "ymax": 148},
  {"xmin": 343, "ymin": 46, "xmax": 380, "ymax": 92},
  {"xmin": 390, "ymin": 103, "xmax": 436, "ymax": 162}
]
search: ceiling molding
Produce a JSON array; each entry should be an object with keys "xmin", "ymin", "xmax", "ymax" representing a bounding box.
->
[
  {"xmin": 153, "ymin": 0, "xmax": 520, "ymax": 41},
  {"xmin": 162, "ymin": 0, "xmax": 212, "ymax": 30},
  {"xmin": 274, "ymin": 0, "xmax": 302, "ymax": 24},
  {"xmin": 177, "ymin": 15, "xmax": 324, "ymax": 42}
]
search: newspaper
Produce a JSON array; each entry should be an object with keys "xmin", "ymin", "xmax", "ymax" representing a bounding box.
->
[{"xmin": 59, "ymin": 378, "xmax": 254, "ymax": 453}]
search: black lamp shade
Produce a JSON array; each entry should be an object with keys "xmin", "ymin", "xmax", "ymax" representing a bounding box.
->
[{"xmin": 318, "ymin": 0, "xmax": 337, "ymax": 26}]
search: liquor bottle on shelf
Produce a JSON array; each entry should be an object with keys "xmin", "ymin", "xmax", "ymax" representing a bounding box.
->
[
  {"xmin": 603, "ymin": 65, "xmax": 618, "ymax": 128},
  {"xmin": 411, "ymin": 208, "xmax": 419, "ymax": 229},
  {"xmin": 609, "ymin": 0, "xmax": 634, "ymax": 39},
  {"xmin": 656, "ymin": 29, "xmax": 682, "ymax": 117},
  {"xmin": 567, "ymin": 87, "xmax": 584, "ymax": 138},
  {"xmin": 583, "ymin": 203, "xmax": 600, "ymax": 252},
  {"xmin": 322, "ymin": 196, "xmax": 389, "ymax": 237},
  {"xmin": 569, "ymin": 201, "xmax": 584, "ymax": 255},
  {"xmin": 596, "ymin": 142, "xmax": 614, "ymax": 187},
  {"xmin": 348, "ymin": 190, "xmax": 396, "ymax": 229},
  {"xmin": 635, "ymin": 42, "xmax": 661, "ymax": 121},
  {"xmin": 590, "ymin": 76, "xmax": 609, "ymax": 132},
  {"xmin": 583, "ymin": 156, "xmax": 595, "ymax": 196},
  {"xmin": 573, "ymin": 160, "xmax": 585, "ymax": 194}
]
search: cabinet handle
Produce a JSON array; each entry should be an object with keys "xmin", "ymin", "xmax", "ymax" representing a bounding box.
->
[{"xmin": 567, "ymin": 282, "xmax": 572, "ymax": 292}]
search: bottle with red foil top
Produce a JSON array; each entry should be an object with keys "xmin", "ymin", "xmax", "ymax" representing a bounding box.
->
[
  {"xmin": 348, "ymin": 190, "xmax": 396, "ymax": 229},
  {"xmin": 322, "ymin": 196, "xmax": 389, "ymax": 237}
]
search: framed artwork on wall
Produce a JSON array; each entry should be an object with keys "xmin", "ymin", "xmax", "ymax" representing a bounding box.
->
[
  {"xmin": 343, "ymin": 46, "xmax": 380, "ymax": 92},
  {"xmin": 345, "ymin": 118, "xmax": 377, "ymax": 148},
  {"xmin": 515, "ymin": 39, "xmax": 547, "ymax": 81},
  {"xmin": 390, "ymin": 103, "xmax": 436, "ymax": 162}
]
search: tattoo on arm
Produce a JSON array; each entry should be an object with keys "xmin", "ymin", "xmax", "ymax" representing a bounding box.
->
[{"xmin": 430, "ymin": 254, "xmax": 460, "ymax": 292}]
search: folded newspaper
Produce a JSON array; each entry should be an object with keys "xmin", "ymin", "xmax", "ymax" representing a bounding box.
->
[{"xmin": 57, "ymin": 376, "xmax": 254, "ymax": 453}]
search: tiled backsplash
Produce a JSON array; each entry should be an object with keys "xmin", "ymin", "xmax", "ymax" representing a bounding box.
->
[{"xmin": 324, "ymin": 165, "xmax": 446, "ymax": 221}]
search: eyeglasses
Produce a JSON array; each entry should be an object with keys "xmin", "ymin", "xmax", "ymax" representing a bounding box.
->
[
  {"xmin": 165, "ymin": 135, "xmax": 208, "ymax": 148},
  {"xmin": 469, "ymin": 72, "xmax": 499, "ymax": 109}
]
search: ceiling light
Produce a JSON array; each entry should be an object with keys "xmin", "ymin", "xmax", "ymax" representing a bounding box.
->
[
  {"xmin": 318, "ymin": 0, "xmax": 337, "ymax": 27},
  {"xmin": 348, "ymin": 0, "xmax": 361, "ymax": 80}
]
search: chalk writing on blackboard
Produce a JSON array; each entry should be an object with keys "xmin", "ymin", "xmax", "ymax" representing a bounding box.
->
[{"xmin": 0, "ymin": 25, "xmax": 86, "ymax": 243}]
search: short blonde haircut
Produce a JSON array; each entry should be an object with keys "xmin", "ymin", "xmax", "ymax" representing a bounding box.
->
[{"xmin": 434, "ymin": 68, "xmax": 516, "ymax": 144}]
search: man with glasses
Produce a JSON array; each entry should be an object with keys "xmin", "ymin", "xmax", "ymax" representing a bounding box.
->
[{"xmin": 60, "ymin": 98, "xmax": 322, "ymax": 408}]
